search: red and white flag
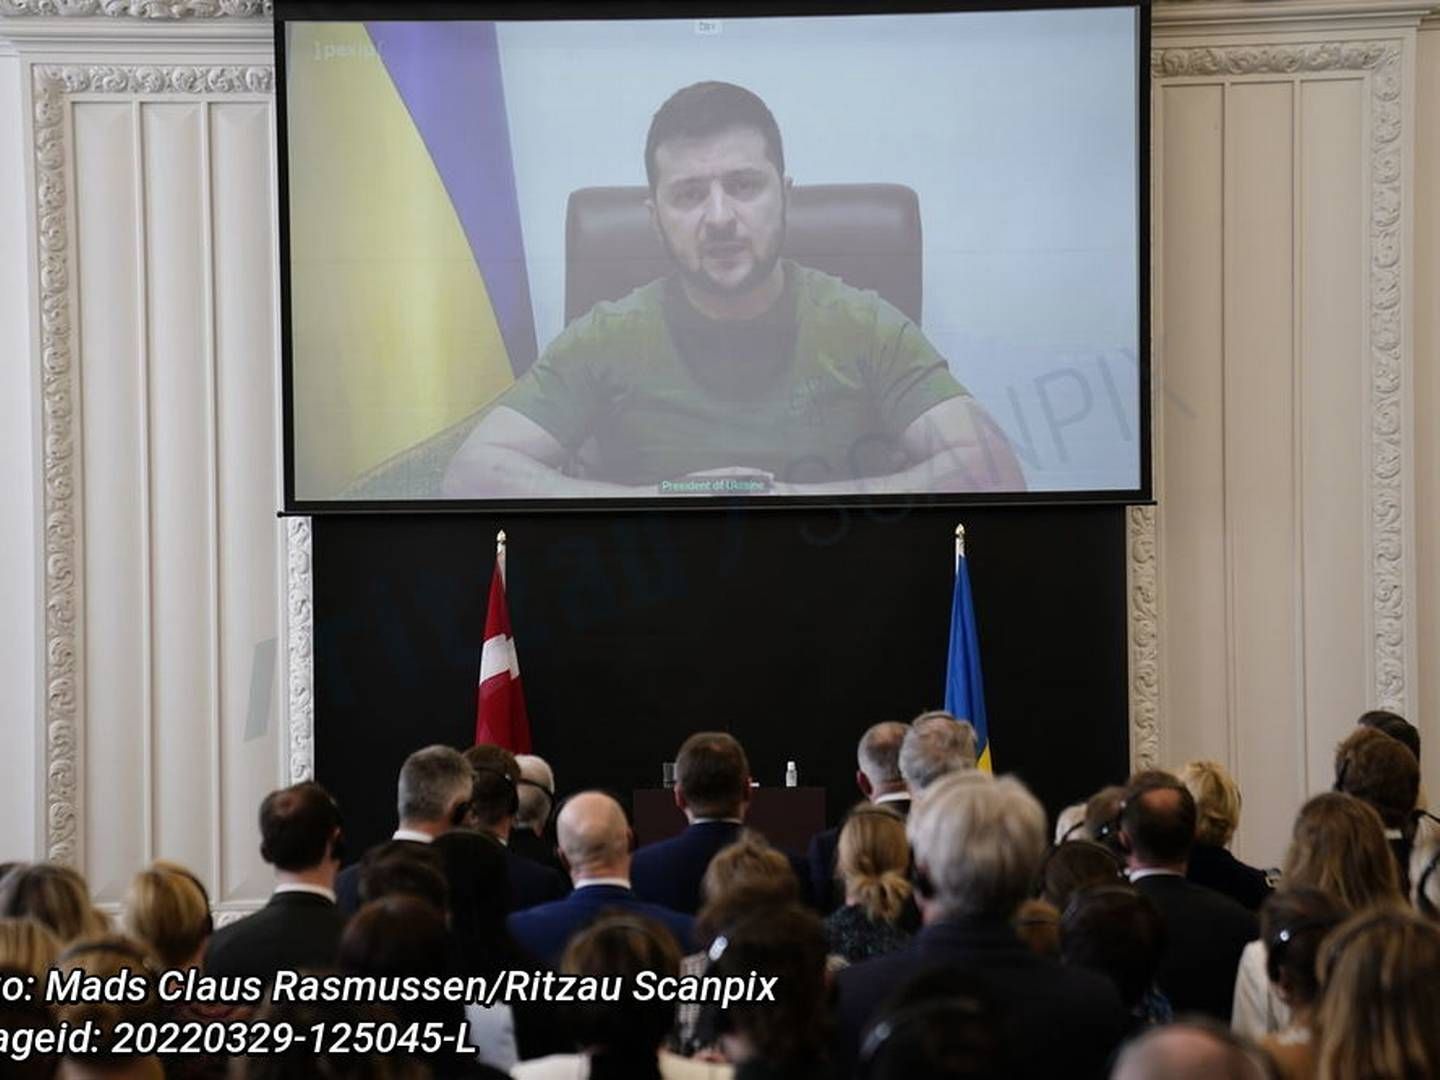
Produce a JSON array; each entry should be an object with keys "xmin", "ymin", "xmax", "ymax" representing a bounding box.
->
[{"xmin": 475, "ymin": 533, "xmax": 531, "ymax": 752}]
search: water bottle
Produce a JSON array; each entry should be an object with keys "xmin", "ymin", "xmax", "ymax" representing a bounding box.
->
[{"xmin": 785, "ymin": 760, "xmax": 798, "ymax": 788}]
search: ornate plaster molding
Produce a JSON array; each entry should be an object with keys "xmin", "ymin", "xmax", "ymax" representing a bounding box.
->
[
  {"xmin": 285, "ymin": 517, "xmax": 314, "ymax": 783},
  {"xmin": 0, "ymin": 1, "xmax": 270, "ymax": 16},
  {"xmin": 32, "ymin": 62, "xmax": 273, "ymax": 864},
  {"xmin": 1127, "ymin": 507, "xmax": 1161, "ymax": 771},
  {"xmin": 1146, "ymin": 41, "xmax": 1409, "ymax": 733}
]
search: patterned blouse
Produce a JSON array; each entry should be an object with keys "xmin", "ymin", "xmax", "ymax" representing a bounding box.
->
[{"xmin": 823, "ymin": 904, "xmax": 911, "ymax": 963}]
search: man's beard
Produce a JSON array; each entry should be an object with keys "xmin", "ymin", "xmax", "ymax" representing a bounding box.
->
[{"xmin": 665, "ymin": 217, "xmax": 786, "ymax": 299}]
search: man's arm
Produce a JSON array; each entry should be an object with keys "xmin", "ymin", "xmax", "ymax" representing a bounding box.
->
[
  {"xmin": 771, "ymin": 395, "xmax": 1026, "ymax": 497},
  {"xmin": 442, "ymin": 406, "xmax": 639, "ymax": 498}
]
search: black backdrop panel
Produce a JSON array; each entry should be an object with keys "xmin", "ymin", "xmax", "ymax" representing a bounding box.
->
[{"xmin": 313, "ymin": 506, "xmax": 1130, "ymax": 858}]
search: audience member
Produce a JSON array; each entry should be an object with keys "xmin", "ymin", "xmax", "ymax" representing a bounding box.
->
[
  {"xmin": 806, "ymin": 721, "xmax": 910, "ymax": 912},
  {"xmin": 337, "ymin": 744, "xmax": 475, "ymax": 913},
  {"xmin": 0, "ymin": 974, "xmax": 59, "ymax": 1080},
  {"xmin": 1011, "ymin": 899, "xmax": 1060, "ymax": 959},
  {"xmin": 1111, "ymin": 1021, "xmax": 1271, "ymax": 1080},
  {"xmin": 0, "ymin": 916, "xmax": 61, "ymax": 980},
  {"xmin": 632, "ymin": 733, "xmax": 752, "ymax": 915},
  {"xmin": 513, "ymin": 753, "xmax": 562, "ymax": 872},
  {"xmin": 205, "ymin": 781, "xmax": 345, "ymax": 981},
  {"xmin": 356, "ymin": 839, "xmax": 449, "ymax": 910},
  {"xmin": 1357, "ymin": 708, "xmax": 1422, "ymax": 762},
  {"xmin": 1178, "ymin": 760, "xmax": 1271, "ymax": 911},
  {"xmin": 1313, "ymin": 906, "xmax": 1440, "ymax": 1080},
  {"xmin": 1232, "ymin": 792, "xmax": 1402, "ymax": 1039},
  {"xmin": 235, "ymin": 991, "xmax": 435, "ymax": 1080},
  {"xmin": 1085, "ymin": 785, "xmax": 1127, "ymax": 856},
  {"xmin": 508, "ymin": 791, "xmax": 693, "ymax": 966},
  {"xmin": 1253, "ymin": 887, "xmax": 1346, "ymax": 1080},
  {"xmin": 834, "ymin": 772, "xmax": 1126, "ymax": 1078},
  {"xmin": 1034, "ymin": 839, "xmax": 1125, "ymax": 913},
  {"xmin": 338, "ymin": 895, "xmax": 480, "ymax": 1077},
  {"xmin": 857, "ymin": 967, "xmax": 1005, "ymax": 1080},
  {"xmin": 897, "ymin": 712, "xmax": 977, "ymax": 795},
  {"xmin": 465, "ymin": 743, "xmax": 569, "ymax": 912},
  {"xmin": 53, "ymin": 935, "xmax": 161, "ymax": 1078},
  {"xmin": 1117, "ymin": 770, "xmax": 1257, "ymax": 1022},
  {"xmin": 678, "ymin": 834, "xmax": 801, "ymax": 1056},
  {"xmin": 706, "ymin": 904, "xmax": 831, "ymax": 1080},
  {"xmin": 1060, "ymin": 884, "xmax": 1169, "ymax": 1032},
  {"xmin": 1054, "ymin": 801, "xmax": 1089, "ymax": 844},
  {"xmin": 1333, "ymin": 726, "xmax": 1421, "ymax": 891},
  {"xmin": 122, "ymin": 861, "xmax": 212, "ymax": 970},
  {"xmin": 0, "ymin": 863, "xmax": 108, "ymax": 944},
  {"xmin": 824, "ymin": 806, "xmax": 913, "ymax": 963},
  {"xmin": 1412, "ymin": 811, "xmax": 1440, "ymax": 918},
  {"xmin": 514, "ymin": 913, "xmax": 730, "ymax": 1080}
]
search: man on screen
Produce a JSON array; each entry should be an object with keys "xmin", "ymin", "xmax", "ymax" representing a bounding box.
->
[{"xmin": 443, "ymin": 81, "xmax": 1024, "ymax": 498}]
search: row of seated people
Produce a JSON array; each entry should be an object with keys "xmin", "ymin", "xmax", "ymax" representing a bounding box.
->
[{"xmin": 1, "ymin": 709, "xmax": 1437, "ymax": 1078}]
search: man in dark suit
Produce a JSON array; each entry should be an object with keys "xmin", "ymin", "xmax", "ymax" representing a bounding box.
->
[
  {"xmin": 1120, "ymin": 771, "xmax": 1259, "ymax": 1022},
  {"xmin": 336, "ymin": 745, "xmax": 476, "ymax": 914},
  {"xmin": 464, "ymin": 743, "xmax": 568, "ymax": 912},
  {"xmin": 631, "ymin": 731, "xmax": 751, "ymax": 915},
  {"xmin": 205, "ymin": 782, "xmax": 347, "ymax": 982},
  {"xmin": 807, "ymin": 720, "xmax": 913, "ymax": 912},
  {"xmin": 508, "ymin": 791, "xmax": 693, "ymax": 966},
  {"xmin": 833, "ymin": 772, "xmax": 1127, "ymax": 1079}
]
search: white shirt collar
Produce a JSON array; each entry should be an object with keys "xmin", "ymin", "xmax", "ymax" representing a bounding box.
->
[
  {"xmin": 1127, "ymin": 867, "xmax": 1185, "ymax": 882},
  {"xmin": 1384, "ymin": 828, "xmax": 1404, "ymax": 840},
  {"xmin": 274, "ymin": 882, "xmax": 337, "ymax": 903},
  {"xmin": 690, "ymin": 817, "xmax": 743, "ymax": 825},
  {"xmin": 874, "ymin": 791, "xmax": 910, "ymax": 805},
  {"xmin": 574, "ymin": 877, "xmax": 631, "ymax": 891},
  {"xmin": 392, "ymin": 828, "xmax": 434, "ymax": 844}
]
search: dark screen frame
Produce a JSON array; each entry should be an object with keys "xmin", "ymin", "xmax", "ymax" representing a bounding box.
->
[{"xmin": 275, "ymin": 0, "xmax": 1153, "ymax": 515}]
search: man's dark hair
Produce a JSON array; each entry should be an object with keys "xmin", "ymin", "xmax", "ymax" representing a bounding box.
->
[
  {"xmin": 258, "ymin": 782, "xmax": 341, "ymax": 872},
  {"xmin": 1060, "ymin": 884, "xmax": 1166, "ymax": 1009},
  {"xmin": 1120, "ymin": 771, "xmax": 1197, "ymax": 866},
  {"xmin": 1334, "ymin": 727, "xmax": 1420, "ymax": 830},
  {"xmin": 644, "ymin": 81, "xmax": 785, "ymax": 192},
  {"xmin": 1358, "ymin": 709, "xmax": 1422, "ymax": 763},
  {"xmin": 464, "ymin": 743, "xmax": 520, "ymax": 828},
  {"xmin": 675, "ymin": 732, "xmax": 750, "ymax": 817},
  {"xmin": 357, "ymin": 841, "xmax": 448, "ymax": 912},
  {"xmin": 1259, "ymin": 886, "xmax": 1345, "ymax": 1008}
]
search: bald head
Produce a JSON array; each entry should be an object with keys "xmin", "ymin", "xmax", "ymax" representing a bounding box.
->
[
  {"xmin": 1112, "ymin": 1024, "xmax": 1269, "ymax": 1080},
  {"xmin": 556, "ymin": 792, "xmax": 632, "ymax": 881},
  {"xmin": 1119, "ymin": 772, "xmax": 1197, "ymax": 871}
]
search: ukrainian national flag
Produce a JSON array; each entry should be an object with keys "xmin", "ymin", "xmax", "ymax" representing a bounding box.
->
[
  {"xmin": 944, "ymin": 531, "xmax": 991, "ymax": 772},
  {"xmin": 287, "ymin": 21, "xmax": 536, "ymax": 498}
]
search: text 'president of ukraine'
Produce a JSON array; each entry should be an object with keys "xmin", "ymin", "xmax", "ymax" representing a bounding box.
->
[{"xmin": 443, "ymin": 81, "xmax": 1025, "ymax": 498}]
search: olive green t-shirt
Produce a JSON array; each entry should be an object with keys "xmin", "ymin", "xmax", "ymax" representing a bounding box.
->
[{"xmin": 499, "ymin": 260, "xmax": 968, "ymax": 488}]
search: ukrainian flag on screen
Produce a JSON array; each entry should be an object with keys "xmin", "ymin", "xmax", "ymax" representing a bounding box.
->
[{"xmin": 287, "ymin": 22, "xmax": 537, "ymax": 499}]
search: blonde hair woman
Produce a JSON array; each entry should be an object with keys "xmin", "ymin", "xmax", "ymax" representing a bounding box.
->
[
  {"xmin": 0, "ymin": 864, "xmax": 108, "ymax": 945},
  {"xmin": 824, "ymin": 805, "xmax": 913, "ymax": 963},
  {"xmin": 122, "ymin": 861, "xmax": 212, "ymax": 969},
  {"xmin": 1232, "ymin": 793, "xmax": 1402, "ymax": 1040},
  {"xmin": 1313, "ymin": 906, "xmax": 1440, "ymax": 1080},
  {"xmin": 0, "ymin": 917, "xmax": 61, "ymax": 981},
  {"xmin": 1178, "ymin": 760, "xmax": 1270, "ymax": 912}
]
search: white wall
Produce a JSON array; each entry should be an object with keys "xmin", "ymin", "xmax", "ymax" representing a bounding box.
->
[
  {"xmin": 0, "ymin": 15, "xmax": 288, "ymax": 916},
  {"xmin": 0, "ymin": 47, "xmax": 40, "ymax": 863}
]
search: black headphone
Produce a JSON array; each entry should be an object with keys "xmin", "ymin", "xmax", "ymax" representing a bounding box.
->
[
  {"xmin": 1413, "ymin": 811, "xmax": 1440, "ymax": 920},
  {"xmin": 58, "ymin": 937, "xmax": 156, "ymax": 974},
  {"xmin": 472, "ymin": 763, "xmax": 520, "ymax": 818},
  {"xmin": 857, "ymin": 996, "xmax": 991, "ymax": 1079}
]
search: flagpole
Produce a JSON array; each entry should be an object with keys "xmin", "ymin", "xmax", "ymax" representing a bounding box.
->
[
  {"xmin": 954, "ymin": 522, "xmax": 965, "ymax": 573},
  {"xmin": 496, "ymin": 529, "xmax": 507, "ymax": 586}
]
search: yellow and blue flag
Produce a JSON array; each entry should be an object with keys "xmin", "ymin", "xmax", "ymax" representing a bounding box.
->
[{"xmin": 944, "ymin": 537, "xmax": 991, "ymax": 772}]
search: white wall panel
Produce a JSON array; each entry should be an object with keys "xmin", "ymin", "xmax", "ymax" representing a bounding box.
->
[
  {"xmin": 210, "ymin": 100, "xmax": 280, "ymax": 903},
  {"xmin": 141, "ymin": 101, "xmax": 217, "ymax": 883},
  {"xmin": 1297, "ymin": 78, "xmax": 1368, "ymax": 791},
  {"xmin": 74, "ymin": 101, "xmax": 147, "ymax": 900},
  {"xmin": 1156, "ymin": 84, "xmax": 1229, "ymax": 770}
]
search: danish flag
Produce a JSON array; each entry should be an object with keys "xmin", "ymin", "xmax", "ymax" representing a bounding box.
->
[{"xmin": 474, "ymin": 531, "xmax": 531, "ymax": 752}]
